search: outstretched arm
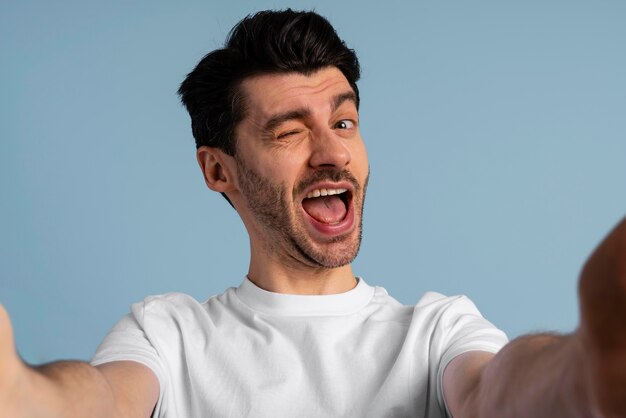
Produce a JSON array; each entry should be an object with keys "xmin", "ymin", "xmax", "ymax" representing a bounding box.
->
[
  {"xmin": 444, "ymin": 216, "xmax": 626, "ymax": 418},
  {"xmin": 0, "ymin": 305, "xmax": 159, "ymax": 418}
]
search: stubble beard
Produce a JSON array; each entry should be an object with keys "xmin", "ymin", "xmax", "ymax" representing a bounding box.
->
[{"xmin": 236, "ymin": 158, "xmax": 367, "ymax": 269}]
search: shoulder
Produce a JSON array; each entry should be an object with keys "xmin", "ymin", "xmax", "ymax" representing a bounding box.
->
[
  {"xmin": 141, "ymin": 292, "xmax": 204, "ymax": 310},
  {"xmin": 414, "ymin": 291, "xmax": 508, "ymax": 358},
  {"xmin": 415, "ymin": 291, "xmax": 505, "ymax": 337},
  {"xmin": 130, "ymin": 288, "xmax": 237, "ymax": 328},
  {"xmin": 404, "ymin": 290, "xmax": 508, "ymax": 352},
  {"xmin": 415, "ymin": 291, "xmax": 484, "ymax": 318},
  {"xmin": 363, "ymin": 286, "xmax": 479, "ymax": 329},
  {"xmin": 416, "ymin": 291, "xmax": 474, "ymax": 308},
  {"xmin": 131, "ymin": 292, "xmax": 202, "ymax": 318}
]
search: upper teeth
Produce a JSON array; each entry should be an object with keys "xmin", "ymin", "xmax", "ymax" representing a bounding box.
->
[{"xmin": 306, "ymin": 188, "xmax": 347, "ymax": 199}]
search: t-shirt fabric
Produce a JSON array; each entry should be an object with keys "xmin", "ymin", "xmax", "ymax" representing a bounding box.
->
[{"xmin": 91, "ymin": 278, "xmax": 508, "ymax": 418}]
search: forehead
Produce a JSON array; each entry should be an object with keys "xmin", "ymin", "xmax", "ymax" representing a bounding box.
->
[{"xmin": 240, "ymin": 67, "xmax": 355, "ymax": 120}]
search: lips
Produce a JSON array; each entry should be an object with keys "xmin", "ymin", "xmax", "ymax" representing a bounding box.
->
[
  {"xmin": 302, "ymin": 188, "xmax": 349, "ymax": 224},
  {"xmin": 299, "ymin": 182, "xmax": 356, "ymax": 238},
  {"xmin": 293, "ymin": 168, "xmax": 361, "ymax": 238}
]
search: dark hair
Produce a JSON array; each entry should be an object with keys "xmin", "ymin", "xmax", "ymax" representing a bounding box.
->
[{"xmin": 177, "ymin": 9, "xmax": 361, "ymax": 156}]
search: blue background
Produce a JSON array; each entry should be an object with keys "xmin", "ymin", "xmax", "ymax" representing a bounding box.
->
[{"xmin": 1, "ymin": 0, "xmax": 625, "ymax": 363}]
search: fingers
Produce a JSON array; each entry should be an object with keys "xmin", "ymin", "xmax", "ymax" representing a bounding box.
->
[
  {"xmin": 0, "ymin": 303, "xmax": 16, "ymax": 357},
  {"xmin": 578, "ymin": 217, "xmax": 626, "ymax": 418},
  {"xmin": 0, "ymin": 303, "xmax": 23, "ymax": 401},
  {"xmin": 578, "ymin": 216, "xmax": 626, "ymax": 348}
]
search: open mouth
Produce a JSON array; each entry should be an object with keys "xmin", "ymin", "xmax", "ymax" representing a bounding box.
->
[{"xmin": 301, "ymin": 188, "xmax": 352, "ymax": 225}]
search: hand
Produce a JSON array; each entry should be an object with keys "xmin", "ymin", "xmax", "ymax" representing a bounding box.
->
[
  {"xmin": 578, "ymin": 216, "xmax": 626, "ymax": 416},
  {"xmin": 0, "ymin": 304, "xmax": 158, "ymax": 418},
  {"xmin": 0, "ymin": 304, "xmax": 28, "ymax": 417}
]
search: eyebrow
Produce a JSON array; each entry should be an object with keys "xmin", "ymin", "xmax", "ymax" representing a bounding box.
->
[
  {"xmin": 331, "ymin": 91, "xmax": 358, "ymax": 113},
  {"xmin": 263, "ymin": 109, "xmax": 310, "ymax": 133},
  {"xmin": 262, "ymin": 91, "xmax": 358, "ymax": 133}
]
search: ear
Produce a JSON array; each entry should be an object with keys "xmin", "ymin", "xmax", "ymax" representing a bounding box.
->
[{"xmin": 196, "ymin": 146, "xmax": 237, "ymax": 193}]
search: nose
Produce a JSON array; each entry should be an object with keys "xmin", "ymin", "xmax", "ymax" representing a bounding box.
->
[{"xmin": 308, "ymin": 128, "xmax": 351, "ymax": 169}]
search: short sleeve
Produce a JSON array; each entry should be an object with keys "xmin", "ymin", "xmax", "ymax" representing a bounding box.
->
[
  {"xmin": 91, "ymin": 301, "xmax": 169, "ymax": 417},
  {"xmin": 425, "ymin": 293, "xmax": 508, "ymax": 417}
]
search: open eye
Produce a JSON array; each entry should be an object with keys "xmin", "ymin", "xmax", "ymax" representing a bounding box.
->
[{"xmin": 334, "ymin": 119, "xmax": 356, "ymax": 130}]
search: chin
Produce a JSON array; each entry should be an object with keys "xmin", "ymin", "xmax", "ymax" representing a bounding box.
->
[{"xmin": 295, "ymin": 229, "xmax": 363, "ymax": 269}]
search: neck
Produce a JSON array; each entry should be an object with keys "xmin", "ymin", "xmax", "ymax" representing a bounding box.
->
[{"xmin": 247, "ymin": 253, "xmax": 357, "ymax": 295}]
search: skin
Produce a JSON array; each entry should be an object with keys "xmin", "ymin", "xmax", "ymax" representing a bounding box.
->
[
  {"xmin": 446, "ymin": 217, "xmax": 626, "ymax": 418},
  {"xmin": 1, "ymin": 66, "xmax": 625, "ymax": 418},
  {"xmin": 197, "ymin": 67, "xmax": 369, "ymax": 295},
  {"xmin": 0, "ymin": 304, "xmax": 158, "ymax": 418}
]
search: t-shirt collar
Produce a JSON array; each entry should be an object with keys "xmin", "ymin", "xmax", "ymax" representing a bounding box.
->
[{"xmin": 235, "ymin": 276, "xmax": 375, "ymax": 316}]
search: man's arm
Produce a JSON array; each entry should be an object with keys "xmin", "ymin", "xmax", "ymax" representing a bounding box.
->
[
  {"xmin": 0, "ymin": 305, "xmax": 159, "ymax": 418},
  {"xmin": 444, "ymin": 216, "xmax": 626, "ymax": 418},
  {"xmin": 444, "ymin": 335, "xmax": 590, "ymax": 417}
]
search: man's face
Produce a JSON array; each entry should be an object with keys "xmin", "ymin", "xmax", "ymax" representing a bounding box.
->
[{"xmin": 232, "ymin": 67, "xmax": 369, "ymax": 269}]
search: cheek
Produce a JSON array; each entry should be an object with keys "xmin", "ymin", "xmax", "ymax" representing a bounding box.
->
[
  {"xmin": 351, "ymin": 141, "xmax": 369, "ymax": 177},
  {"xmin": 254, "ymin": 155, "xmax": 302, "ymax": 189}
]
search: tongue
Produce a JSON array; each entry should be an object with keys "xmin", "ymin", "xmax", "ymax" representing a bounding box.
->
[{"xmin": 302, "ymin": 195, "xmax": 347, "ymax": 224}]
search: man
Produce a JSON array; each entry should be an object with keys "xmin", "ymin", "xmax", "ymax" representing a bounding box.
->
[{"xmin": 1, "ymin": 9, "xmax": 625, "ymax": 418}]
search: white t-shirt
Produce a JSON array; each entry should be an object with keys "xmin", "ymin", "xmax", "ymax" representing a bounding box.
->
[{"xmin": 92, "ymin": 278, "xmax": 507, "ymax": 418}]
